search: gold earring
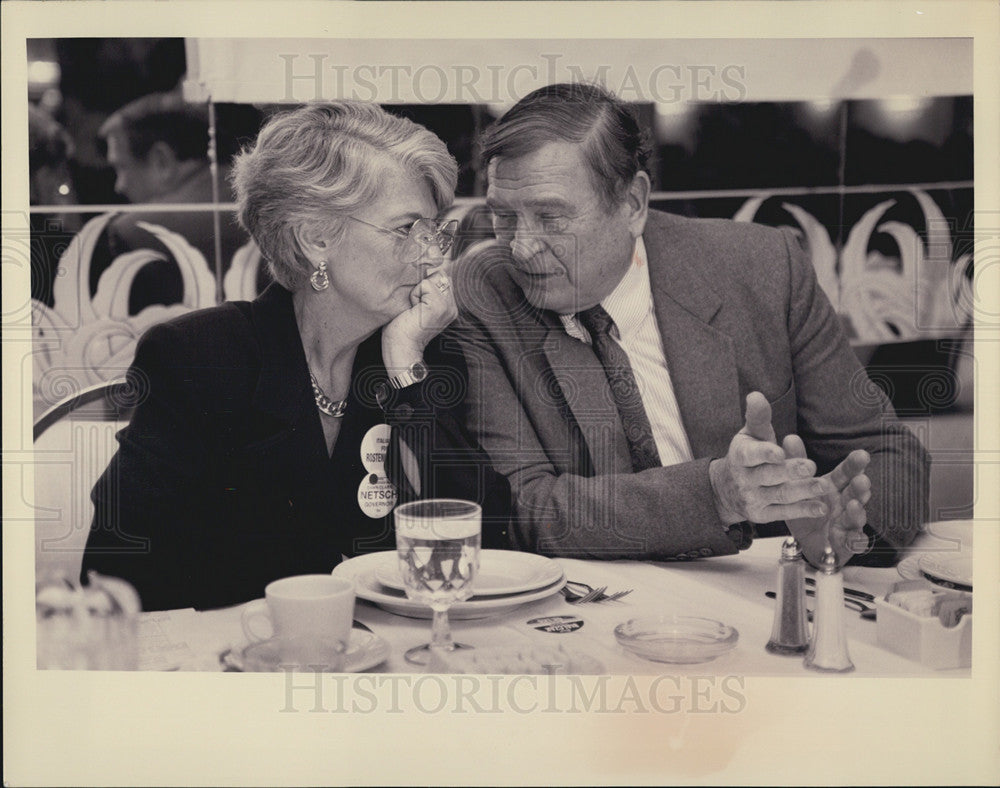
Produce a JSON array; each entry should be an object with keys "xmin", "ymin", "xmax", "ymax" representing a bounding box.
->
[{"xmin": 310, "ymin": 260, "xmax": 330, "ymax": 291}]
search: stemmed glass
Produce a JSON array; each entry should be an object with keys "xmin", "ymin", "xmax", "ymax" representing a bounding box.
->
[{"xmin": 394, "ymin": 498, "xmax": 481, "ymax": 665}]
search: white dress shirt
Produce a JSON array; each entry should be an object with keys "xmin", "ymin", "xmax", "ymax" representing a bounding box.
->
[{"xmin": 560, "ymin": 237, "xmax": 694, "ymax": 468}]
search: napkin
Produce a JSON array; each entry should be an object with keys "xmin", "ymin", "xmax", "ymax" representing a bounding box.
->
[{"xmin": 425, "ymin": 644, "xmax": 603, "ymax": 674}]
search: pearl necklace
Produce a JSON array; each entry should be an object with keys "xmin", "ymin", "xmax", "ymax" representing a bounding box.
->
[{"xmin": 309, "ymin": 373, "xmax": 348, "ymax": 418}]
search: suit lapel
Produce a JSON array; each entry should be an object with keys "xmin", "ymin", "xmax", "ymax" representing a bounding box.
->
[{"xmin": 643, "ymin": 213, "xmax": 744, "ymax": 459}]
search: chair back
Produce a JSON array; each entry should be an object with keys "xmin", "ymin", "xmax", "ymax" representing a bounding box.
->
[{"xmin": 33, "ymin": 380, "xmax": 138, "ymax": 582}]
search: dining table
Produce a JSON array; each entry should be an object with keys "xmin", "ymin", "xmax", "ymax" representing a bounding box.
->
[{"xmin": 134, "ymin": 521, "xmax": 973, "ymax": 677}]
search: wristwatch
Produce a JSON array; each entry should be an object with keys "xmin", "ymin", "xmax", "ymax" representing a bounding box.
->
[
  {"xmin": 376, "ymin": 360, "xmax": 428, "ymax": 410},
  {"xmin": 387, "ymin": 360, "xmax": 428, "ymax": 389}
]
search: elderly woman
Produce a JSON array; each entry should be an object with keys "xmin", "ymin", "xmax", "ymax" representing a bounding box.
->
[{"xmin": 82, "ymin": 102, "xmax": 510, "ymax": 611}]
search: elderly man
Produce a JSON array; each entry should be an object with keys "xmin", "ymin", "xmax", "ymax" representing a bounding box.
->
[{"xmin": 452, "ymin": 83, "xmax": 929, "ymax": 567}]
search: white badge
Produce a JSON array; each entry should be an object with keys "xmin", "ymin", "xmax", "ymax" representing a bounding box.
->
[
  {"xmin": 357, "ymin": 472, "xmax": 397, "ymax": 519},
  {"xmin": 360, "ymin": 424, "xmax": 392, "ymax": 474}
]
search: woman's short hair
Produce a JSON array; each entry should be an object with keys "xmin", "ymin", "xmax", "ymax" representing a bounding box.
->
[
  {"xmin": 231, "ymin": 101, "xmax": 458, "ymax": 291},
  {"xmin": 478, "ymin": 82, "xmax": 652, "ymax": 210}
]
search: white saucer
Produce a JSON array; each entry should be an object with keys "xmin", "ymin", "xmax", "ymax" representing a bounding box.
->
[
  {"xmin": 919, "ymin": 554, "xmax": 973, "ymax": 590},
  {"xmin": 897, "ymin": 552, "xmax": 973, "ymax": 586},
  {"xmin": 342, "ymin": 630, "xmax": 392, "ymax": 672},
  {"xmin": 897, "ymin": 520, "xmax": 974, "ymax": 583},
  {"xmin": 335, "ymin": 551, "xmax": 566, "ymax": 620},
  {"xmin": 221, "ymin": 629, "xmax": 390, "ymax": 673},
  {"xmin": 897, "ymin": 554, "xmax": 924, "ymax": 581},
  {"xmin": 374, "ymin": 549, "xmax": 564, "ymax": 596}
]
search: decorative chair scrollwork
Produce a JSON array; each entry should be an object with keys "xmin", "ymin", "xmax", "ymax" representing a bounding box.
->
[
  {"xmin": 32, "ymin": 214, "xmax": 219, "ymax": 418},
  {"xmin": 223, "ymin": 240, "xmax": 264, "ymax": 302}
]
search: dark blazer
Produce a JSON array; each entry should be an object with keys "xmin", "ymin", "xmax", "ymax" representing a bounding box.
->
[
  {"xmin": 83, "ymin": 283, "xmax": 510, "ymax": 611},
  {"xmin": 452, "ymin": 210, "xmax": 929, "ymax": 562}
]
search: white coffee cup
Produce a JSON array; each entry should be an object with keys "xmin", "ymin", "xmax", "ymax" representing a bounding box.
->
[{"xmin": 241, "ymin": 575, "xmax": 355, "ymax": 646}]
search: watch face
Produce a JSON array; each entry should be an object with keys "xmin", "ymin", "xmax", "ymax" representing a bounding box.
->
[{"xmin": 410, "ymin": 361, "xmax": 428, "ymax": 382}]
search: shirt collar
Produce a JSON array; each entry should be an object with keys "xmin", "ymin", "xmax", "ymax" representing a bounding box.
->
[{"xmin": 559, "ymin": 236, "xmax": 652, "ymax": 343}]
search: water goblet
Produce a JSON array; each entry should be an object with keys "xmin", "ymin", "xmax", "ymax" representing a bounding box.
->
[{"xmin": 394, "ymin": 498, "xmax": 481, "ymax": 666}]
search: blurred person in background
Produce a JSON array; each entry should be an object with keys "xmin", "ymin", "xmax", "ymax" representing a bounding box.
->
[
  {"xmin": 89, "ymin": 92, "xmax": 263, "ymax": 313},
  {"xmin": 51, "ymin": 38, "xmax": 189, "ymax": 205},
  {"xmin": 29, "ymin": 104, "xmax": 81, "ymax": 306}
]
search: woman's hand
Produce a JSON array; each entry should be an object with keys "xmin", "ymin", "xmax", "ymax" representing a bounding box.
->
[{"xmin": 382, "ymin": 270, "xmax": 457, "ymax": 370}]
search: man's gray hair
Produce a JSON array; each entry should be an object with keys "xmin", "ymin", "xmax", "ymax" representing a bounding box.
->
[{"xmin": 479, "ymin": 82, "xmax": 652, "ymax": 209}]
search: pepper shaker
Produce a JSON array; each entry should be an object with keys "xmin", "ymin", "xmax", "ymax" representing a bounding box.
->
[
  {"xmin": 804, "ymin": 546, "xmax": 855, "ymax": 673},
  {"xmin": 765, "ymin": 537, "xmax": 810, "ymax": 654}
]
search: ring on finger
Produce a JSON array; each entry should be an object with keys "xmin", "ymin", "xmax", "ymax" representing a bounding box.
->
[{"xmin": 434, "ymin": 278, "xmax": 451, "ymax": 293}]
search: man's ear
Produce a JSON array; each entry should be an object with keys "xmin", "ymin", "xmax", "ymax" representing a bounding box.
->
[
  {"xmin": 624, "ymin": 170, "xmax": 651, "ymax": 238},
  {"xmin": 146, "ymin": 140, "xmax": 179, "ymax": 174}
]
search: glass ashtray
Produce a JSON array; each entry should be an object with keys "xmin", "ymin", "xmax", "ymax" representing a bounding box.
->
[{"xmin": 614, "ymin": 615, "xmax": 739, "ymax": 664}]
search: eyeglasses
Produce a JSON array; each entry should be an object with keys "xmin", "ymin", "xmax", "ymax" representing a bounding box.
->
[{"xmin": 346, "ymin": 216, "xmax": 459, "ymax": 262}]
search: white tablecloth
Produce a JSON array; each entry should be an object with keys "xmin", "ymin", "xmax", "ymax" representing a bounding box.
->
[{"xmin": 138, "ymin": 531, "xmax": 971, "ymax": 677}]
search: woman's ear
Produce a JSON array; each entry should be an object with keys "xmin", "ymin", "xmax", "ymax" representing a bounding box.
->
[{"xmin": 293, "ymin": 222, "xmax": 330, "ymax": 264}]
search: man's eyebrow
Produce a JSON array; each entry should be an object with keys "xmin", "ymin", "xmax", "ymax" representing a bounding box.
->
[
  {"xmin": 524, "ymin": 197, "xmax": 574, "ymax": 212},
  {"xmin": 484, "ymin": 197, "xmax": 574, "ymax": 212}
]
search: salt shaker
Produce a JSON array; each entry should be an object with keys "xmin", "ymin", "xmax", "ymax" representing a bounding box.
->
[
  {"xmin": 804, "ymin": 547, "xmax": 855, "ymax": 673},
  {"xmin": 765, "ymin": 537, "xmax": 809, "ymax": 654}
]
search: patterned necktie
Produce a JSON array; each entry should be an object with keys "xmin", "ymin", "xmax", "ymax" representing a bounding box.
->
[{"xmin": 578, "ymin": 305, "xmax": 661, "ymax": 472}]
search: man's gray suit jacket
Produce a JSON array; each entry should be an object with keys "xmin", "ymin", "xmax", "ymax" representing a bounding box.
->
[{"xmin": 451, "ymin": 209, "xmax": 930, "ymax": 561}]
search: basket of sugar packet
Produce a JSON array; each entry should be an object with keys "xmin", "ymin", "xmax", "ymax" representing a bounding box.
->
[{"xmin": 875, "ymin": 580, "xmax": 972, "ymax": 669}]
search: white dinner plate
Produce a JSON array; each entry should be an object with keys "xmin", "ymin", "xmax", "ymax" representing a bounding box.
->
[
  {"xmin": 334, "ymin": 551, "xmax": 566, "ymax": 620},
  {"xmin": 374, "ymin": 549, "xmax": 564, "ymax": 596},
  {"xmin": 918, "ymin": 554, "xmax": 973, "ymax": 590},
  {"xmin": 220, "ymin": 629, "xmax": 390, "ymax": 673}
]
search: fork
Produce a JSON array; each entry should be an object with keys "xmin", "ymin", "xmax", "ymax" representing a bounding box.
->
[
  {"xmin": 562, "ymin": 581, "xmax": 608, "ymax": 604},
  {"xmin": 562, "ymin": 581, "xmax": 632, "ymax": 604}
]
